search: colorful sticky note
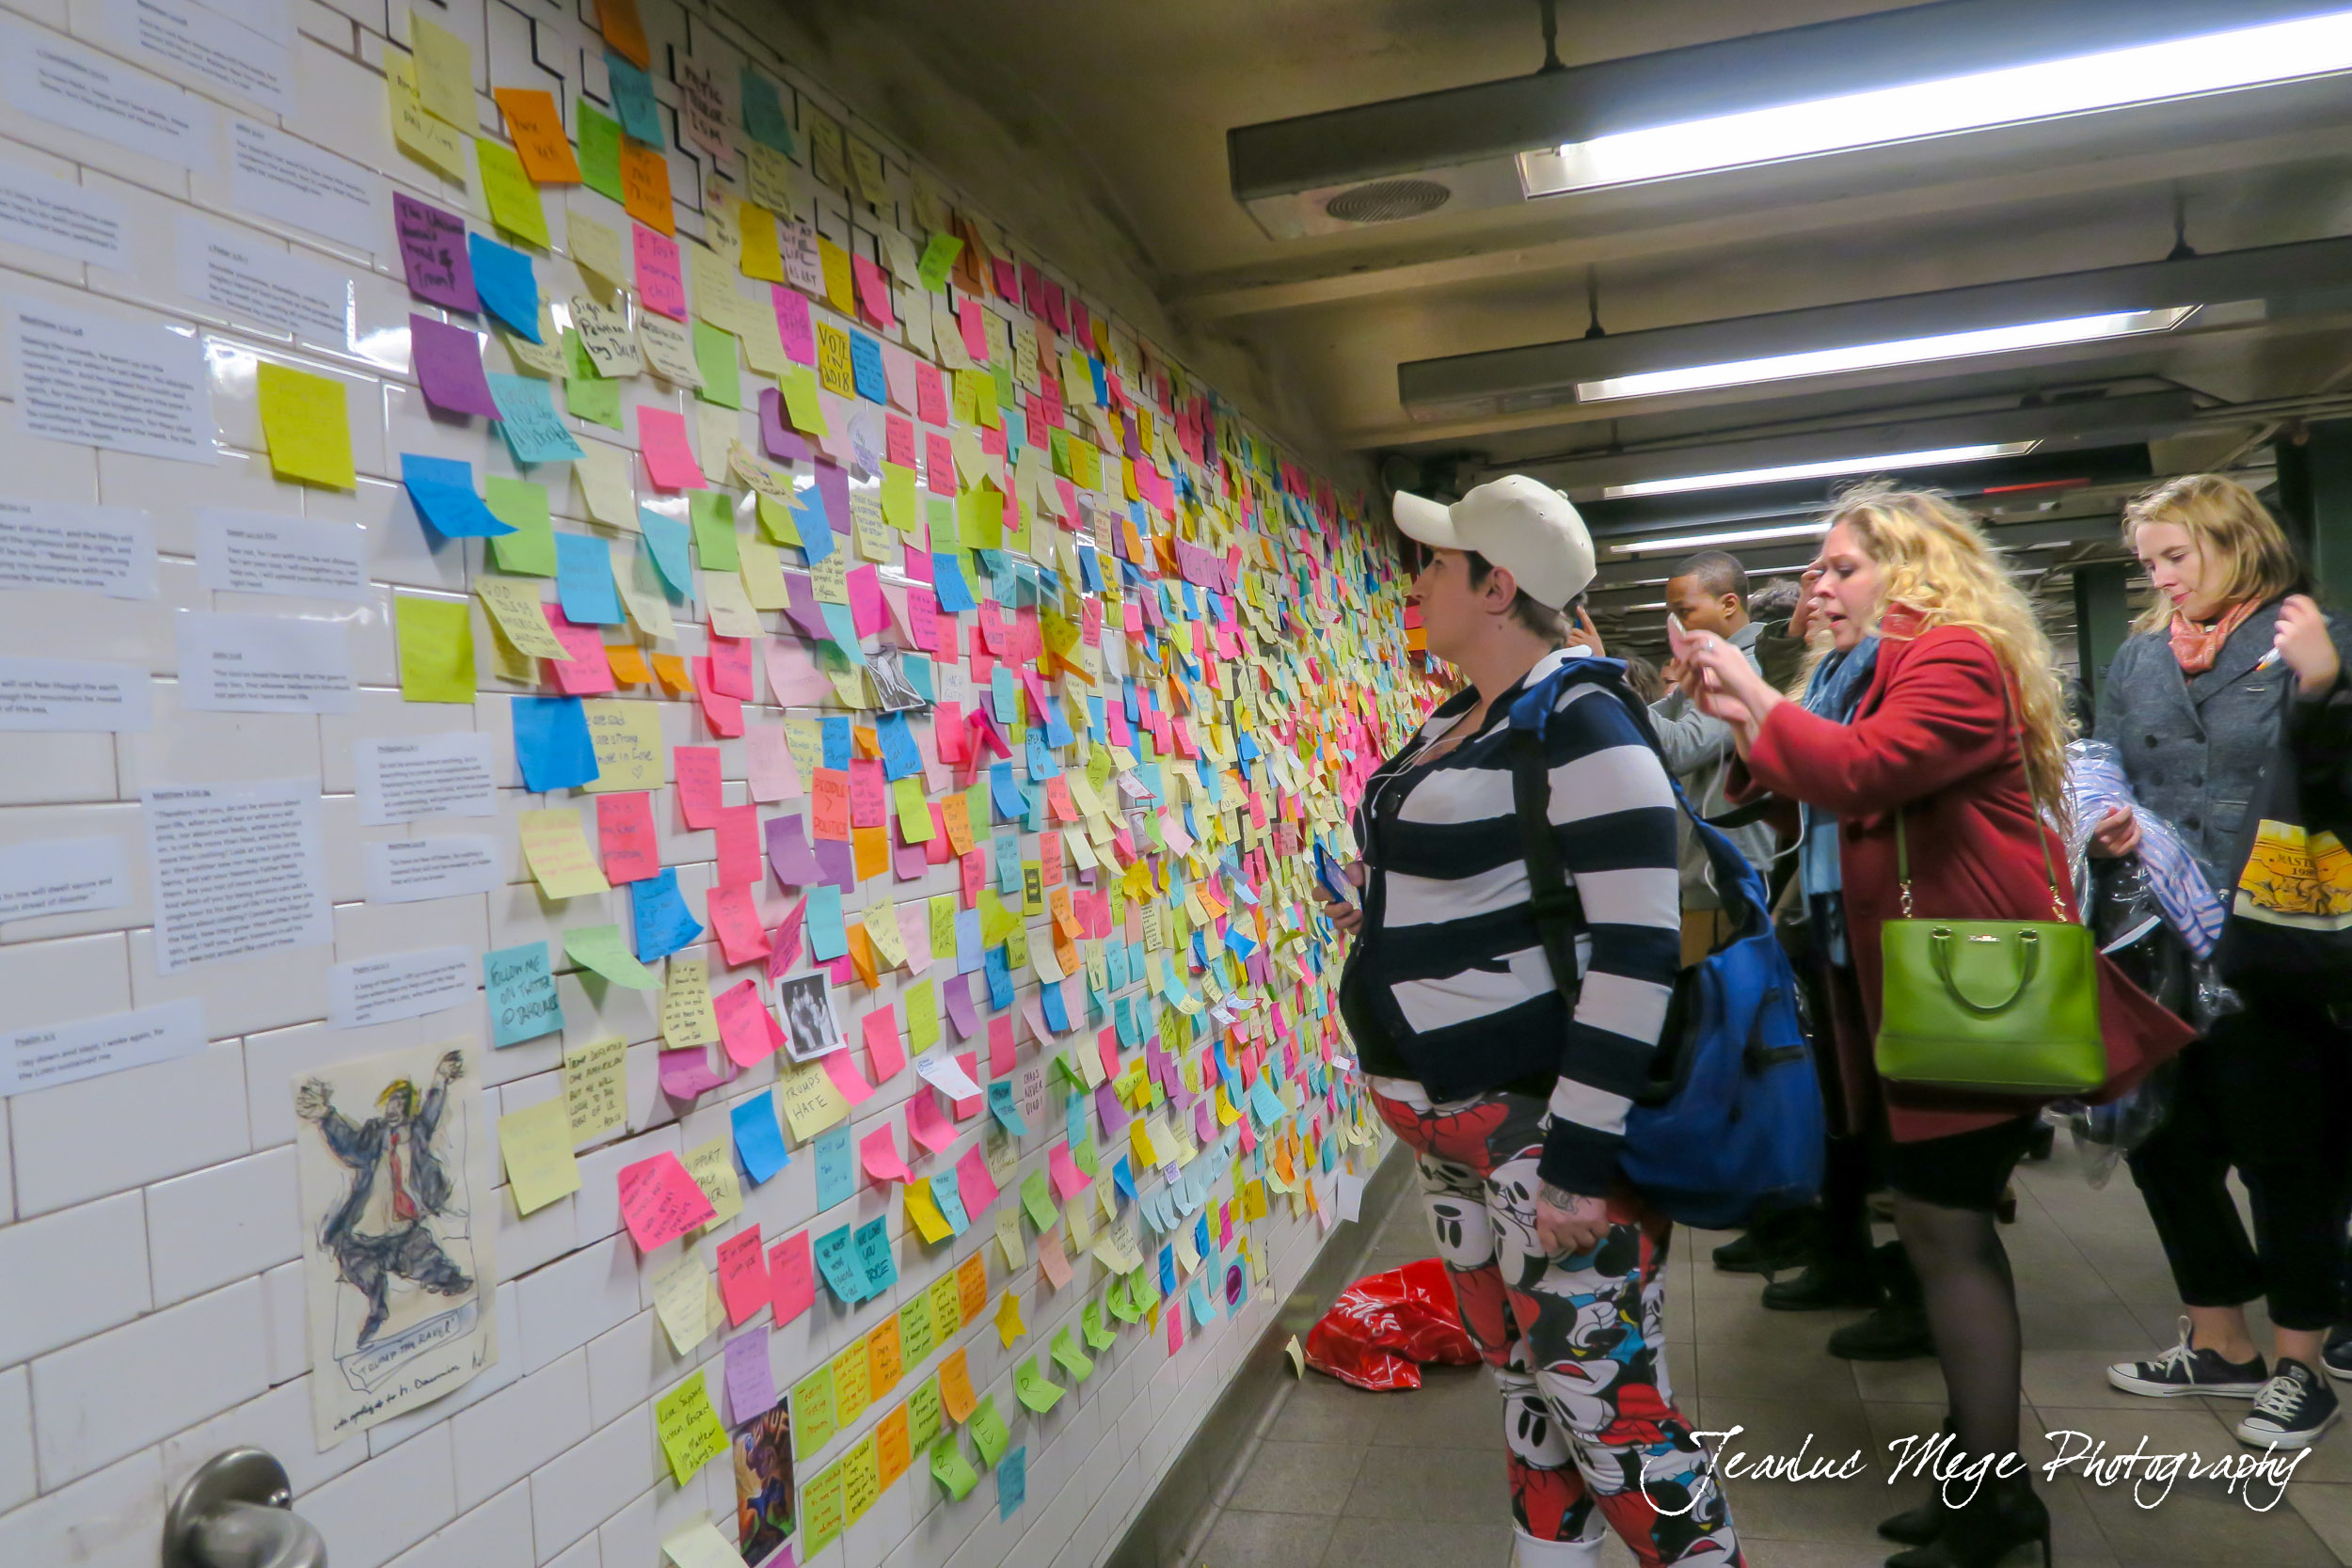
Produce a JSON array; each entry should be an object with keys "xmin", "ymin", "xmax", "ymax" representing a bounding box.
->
[
  {"xmin": 639, "ymin": 407, "xmax": 704, "ymax": 488},
  {"xmin": 564, "ymin": 923, "xmax": 660, "ymax": 989},
  {"xmin": 733, "ymin": 1094, "xmax": 789, "ymax": 1184},
  {"xmin": 478, "ymin": 138, "xmax": 550, "ymax": 247},
  {"xmin": 485, "ymin": 476, "xmax": 556, "ymax": 574},
  {"xmin": 605, "ymin": 50, "xmax": 664, "ymax": 146},
  {"xmin": 485, "ymin": 941, "xmax": 562, "ymax": 1045},
  {"xmin": 411, "ymin": 313, "xmax": 501, "ymax": 417},
  {"xmin": 512, "ymin": 694, "xmax": 600, "ymax": 790},
  {"xmin": 394, "ymin": 594, "xmax": 474, "ymax": 703},
  {"xmin": 255, "ymin": 362, "xmax": 354, "ymax": 488},
  {"xmin": 394, "ymin": 193, "xmax": 476, "ymax": 310},
  {"xmin": 403, "ymin": 453, "xmax": 513, "ymax": 538},
  {"xmin": 617, "ymin": 1150, "xmax": 719, "ymax": 1250},
  {"xmin": 468, "ymin": 232, "xmax": 542, "ymax": 341},
  {"xmin": 519, "ymin": 806, "xmax": 611, "ymax": 897},
  {"xmin": 489, "ymin": 372, "xmax": 585, "ymax": 464},
  {"xmin": 499, "ymin": 1096, "xmax": 580, "ymax": 1213},
  {"xmin": 653, "ymin": 1373, "xmax": 728, "ymax": 1485},
  {"xmin": 493, "ymin": 87, "xmax": 581, "ymax": 182}
]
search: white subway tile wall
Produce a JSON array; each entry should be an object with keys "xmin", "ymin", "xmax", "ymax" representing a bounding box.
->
[{"xmin": 0, "ymin": 1, "xmax": 1414, "ymax": 1566}]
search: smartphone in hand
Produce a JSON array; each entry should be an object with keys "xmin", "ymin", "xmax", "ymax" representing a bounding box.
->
[
  {"xmin": 1665, "ymin": 611, "xmax": 1692, "ymax": 662},
  {"xmin": 1314, "ymin": 843, "xmax": 1356, "ymax": 907}
]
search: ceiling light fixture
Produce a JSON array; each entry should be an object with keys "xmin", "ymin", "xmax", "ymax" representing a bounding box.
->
[
  {"xmin": 1608, "ymin": 520, "xmax": 1837, "ymax": 556},
  {"xmin": 1519, "ymin": 8, "xmax": 2352, "ymax": 198},
  {"xmin": 1576, "ymin": 309, "xmax": 2196, "ymax": 404},
  {"xmin": 1603, "ymin": 441, "xmax": 2041, "ymax": 499}
]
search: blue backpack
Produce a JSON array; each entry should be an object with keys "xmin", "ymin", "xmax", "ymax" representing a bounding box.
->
[{"xmin": 1505, "ymin": 660, "xmax": 1824, "ymax": 1230}]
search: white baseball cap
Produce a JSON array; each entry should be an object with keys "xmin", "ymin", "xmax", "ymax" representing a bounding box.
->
[{"xmin": 1391, "ymin": 475, "xmax": 1597, "ymax": 609}]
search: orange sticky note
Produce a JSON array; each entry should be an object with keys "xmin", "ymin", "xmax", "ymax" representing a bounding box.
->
[
  {"xmin": 494, "ymin": 88, "xmax": 581, "ymax": 183},
  {"xmin": 596, "ymin": 0, "xmax": 649, "ymax": 69},
  {"xmin": 651, "ymin": 651, "xmax": 693, "ymax": 694},
  {"xmin": 938, "ymin": 1348, "xmax": 977, "ymax": 1423},
  {"xmin": 851, "ymin": 825, "xmax": 889, "ymax": 882},
  {"xmin": 620, "ymin": 141, "xmax": 673, "ymax": 233},
  {"xmin": 875, "ymin": 1403, "xmax": 912, "ymax": 1489},
  {"xmin": 956, "ymin": 1252, "xmax": 987, "ymax": 1323},
  {"xmin": 606, "ymin": 642, "xmax": 651, "ymax": 684}
]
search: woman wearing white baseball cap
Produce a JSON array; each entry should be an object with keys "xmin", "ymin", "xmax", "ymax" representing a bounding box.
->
[{"xmin": 1327, "ymin": 477, "xmax": 1743, "ymax": 1567}]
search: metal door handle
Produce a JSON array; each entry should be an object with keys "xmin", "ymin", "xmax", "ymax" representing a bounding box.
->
[{"xmin": 164, "ymin": 1449, "xmax": 327, "ymax": 1568}]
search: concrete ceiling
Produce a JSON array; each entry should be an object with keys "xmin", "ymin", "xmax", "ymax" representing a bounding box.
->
[{"xmin": 783, "ymin": 0, "xmax": 2352, "ymax": 651}]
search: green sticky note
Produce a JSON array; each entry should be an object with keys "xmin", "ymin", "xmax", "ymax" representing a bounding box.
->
[
  {"xmin": 691, "ymin": 491, "xmax": 739, "ymax": 571},
  {"xmin": 691, "ymin": 323, "xmax": 740, "ymax": 409},
  {"xmin": 485, "ymin": 476, "xmax": 556, "ymax": 575},
  {"xmin": 1021, "ymin": 1169, "xmax": 1056, "ymax": 1232},
  {"xmin": 907, "ymin": 1374, "xmax": 942, "ymax": 1450},
  {"xmin": 793, "ymin": 1364, "xmax": 837, "ymax": 1460},
  {"xmin": 562, "ymin": 332, "xmax": 622, "ymax": 430},
  {"xmin": 1012, "ymin": 1357, "xmax": 1063, "ymax": 1414},
  {"xmin": 917, "ymin": 231, "xmax": 962, "ymax": 293},
  {"xmin": 395, "ymin": 594, "xmax": 475, "ymax": 704},
  {"xmin": 578, "ymin": 100, "xmax": 624, "ymax": 202},
  {"xmin": 967, "ymin": 1395, "xmax": 1010, "ymax": 1468},
  {"xmin": 562, "ymin": 924, "xmax": 659, "ymax": 989},
  {"xmin": 929, "ymin": 1434, "xmax": 977, "ymax": 1500},
  {"xmin": 476, "ymin": 139, "xmax": 549, "ymax": 247},
  {"xmin": 899, "ymin": 1291, "xmax": 935, "ymax": 1366},
  {"xmin": 1050, "ymin": 1326, "xmax": 1093, "ymax": 1383}
]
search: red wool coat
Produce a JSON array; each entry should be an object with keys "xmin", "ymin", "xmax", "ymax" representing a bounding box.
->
[{"xmin": 1733, "ymin": 616, "xmax": 2195, "ymax": 1144}]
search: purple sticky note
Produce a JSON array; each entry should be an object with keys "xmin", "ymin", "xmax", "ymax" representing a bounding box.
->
[
  {"xmin": 723, "ymin": 1331, "xmax": 775, "ymax": 1424},
  {"xmin": 811, "ymin": 459, "xmax": 850, "ymax": 536},
  {"xmin": 812, "ymin": 837, "xmax": 855, "ymax": 892},
  {"xmin": 658, "ymin": 1046, "xmax": 736, "ymax": 1100},
  {"xmin": 395, "ymin": 194, "xmax": 476, "ymax": 312},
  {"xmin": 943, "ymin": 973, "xmax": 977, "ymax": 1039},
  {"xmin": 410, "ymin": 314, "xmax": 501, "ymax": 418},
  {"xmin": 1095, "ymin": 1081, "xmax": 1131, "ymax": 1135},
  {"xmin": 758, "ymin": 388, "xmax": 808, "ymax": 463},
  {"xmin": 764, "ymin": 813, "xmax": 823, "ymax": 885},
  {"xmin": 783, "ymin": 570, "xmax": 828, "ymax": 640}
]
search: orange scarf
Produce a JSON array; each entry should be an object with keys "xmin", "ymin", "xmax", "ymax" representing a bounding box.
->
[{"xmin": 2169, "ymin": 599, "xmax": 2258, "ymax": 673}]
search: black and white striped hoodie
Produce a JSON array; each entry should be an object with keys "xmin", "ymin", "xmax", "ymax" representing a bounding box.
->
[{"xmin": 1340, "ymin": 649, "xmax": 1683, "ymax": 1194}]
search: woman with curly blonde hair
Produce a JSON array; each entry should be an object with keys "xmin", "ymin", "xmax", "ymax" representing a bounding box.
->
[{"xmin": 1679, "ymin": 483, "xmax": 2192, "ymax": 1568}]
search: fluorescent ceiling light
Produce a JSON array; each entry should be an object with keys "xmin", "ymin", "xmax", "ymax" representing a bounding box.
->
[
  {"xmin": 1577, "ymin": 308, "xmax": 2196, "ymax": 404},
  {"xmin": 1604, "ymin": 441, "xmax": 2040, "ymax": 499},
  {"xmin": 1521, "ymin": 8, "xmax": 2352, "ymax": 197},
  {"xmin": 1610, "ymin": 520, "xmax": 1836, "ymax": 556}
]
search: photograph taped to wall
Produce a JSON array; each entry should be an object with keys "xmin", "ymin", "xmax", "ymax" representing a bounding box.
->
[
  {"xmin": 867, "ymin": 646, "xmax": 923, "ymax": 711},
  {"xmin": 294, "ymin": 1039, "xmax": 499, "ymax": 1445},
  {"xmin": 776, "ymin": 973, "xmax": 845, "ymax": 1061},
  {"xmin": 733, "ymin": 1394, "xmax": 795, "ymax": 1565}
]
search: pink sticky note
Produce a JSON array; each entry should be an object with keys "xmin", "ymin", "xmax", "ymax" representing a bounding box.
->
[
  {"xmin": 596, "ymin": 791, "xmax": 660, "ymax": 882},
  {"xmin": 850, "ymin": 254, "xmax": 895, "ymax": 328},
  {"xmin": 769, "ymin": 1231, "xmax": 814, "ymax": 1323},
  {"xmin": 954, "ymin": 1142, "xmax": 999, "ymax": 1217},
  {"xmin": 1048, "ymin": 1140, "xmax": 1088, "ymax": 1200},
  {"xmin": 862, "ymin": 1005, "xmax": 905, "ymax": 1080},
  {"xmin": 1097, "ymin": 1027, "xmax": 1121, "ymax": 1082},
  {"xmin": 634, "ymin": 223, "xmax": 687, "ymax": 319},
  {"xmin": 723, "ymin": 1329, "xmax": 775, "ymax": 1421},
  {"xmin": 708, "ymin": 634, "xmax": 755, "ymax": 699},
  {"xmin": 615, "ymin": 1152, "xmax": 717, "ymax": 1251},
  {"xmin": 713, "ymin": 803, "xmax": 762, "ymax": 887},
  {"xmin": 925, "ymin": 432, "xmax": 956, "ymax": 498},
  {"xmin": 1037, "ymin": 1230, "xmax": 1071, "ymax": 1289},
  {"xmin": 716, "ymin": 1226, "xmax": 768, "ymax": 1325},
  {"xmin": 766, "ymin": 896, "xmax": 807, "ymax": 980},
  {"xmin": 695, "ymin": 662, "xmax": 745, "ymax": 736},
  {"xmin": 885, "ymin": 415, "xmax": 915, "ymax": 469},
  {"xmin": 747, "ymin": 726, "xmax": 801, "ymax": 801},
  {"xmin": 959, "ymin": 297, "xmax": 988, "ymax": 362},
  {"xmin": 765, "ymin": 637, "xmax": 834, "ymax": 705},
  {"xmin": 675, "ymin": 746, "xmax": 723, "ymax": 828},
  {"xmin": 819, "ymin": 1046, "xmax": 876, "ymax": 1105},
  {"xmin": 772, "ymin": 285, "xmax": 815, "ymax": 365},
  {"xmin": 915, "ymin": 363, "xmax": 946, "ymax": 425},
  {"xmin": 638, "ymin": 407, "xmax": 705, "ymax": 488},
  {"xmin": 952, "ymin": 1050, "xmax": 981, "ymax": 1120},
  {"xmin": 845, "ymin": 565, "xmax": 886, "ymax": 639},
  {"xmin": 545, "ymin": 609, "xmax": 617, "ymax": 694},
  {"xmin": 860, "ymin": 1124, "xmax": 911, "ymax": 1184},
  {"xmin": 988, "ymin": 1014, "xmax": 1014, "ymax": 1074},
  {"xmin": 410, "ymin": 313, "xmax": 501, "ymax": 418},
  {"xmin": 713, "ymin": 979, "xmax": 774, "ymax": 1068},
  {"xmin": 707, "ymin": 884, "xmax": 769, "ymax": 966},
  {"xmin": 659, "ymin": 1046, "xmax": 736, "ymax": 1100},
  {"xmin": 906, "ymin": 1091, "xmax": 956, "ymax": 1154}
]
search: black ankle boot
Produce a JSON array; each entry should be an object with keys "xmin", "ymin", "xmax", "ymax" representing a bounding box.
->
[
  {"xmin": 1880, "ymin": 1417, "xmax": 1957, "ymax": 1545},
  {"xmin": 1713, "ymin": 1207, "xmax": 1817, "ymax": 1275},
  {"xmin": 1884, "ymin": 1470, "xmax": 2049, "ymax": 1568},
  {"xmin": 1762, "ymin": 1254, "xmax": 1882, "ymax": 1311}
]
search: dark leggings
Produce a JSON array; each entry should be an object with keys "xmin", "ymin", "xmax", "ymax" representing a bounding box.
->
[{"xmin": 2125, "ymin": 990, "xmax": 2352, "ymax": 1331}]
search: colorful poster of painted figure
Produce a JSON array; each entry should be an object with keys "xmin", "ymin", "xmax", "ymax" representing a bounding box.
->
[
  {"xmin": 294, "ymin": 1040, "xmax": 499, "ymax": 1446},
  {"xmin": 734, "ymin": 1395, "xmax": 795, "ymax": 1564}
]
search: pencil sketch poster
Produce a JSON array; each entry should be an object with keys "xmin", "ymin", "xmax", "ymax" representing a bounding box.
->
[{"xmin": 294, "ymin": 1039, "xmax": 499, "ymax": 1444}]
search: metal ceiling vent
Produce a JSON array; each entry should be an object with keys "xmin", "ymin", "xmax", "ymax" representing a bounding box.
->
[{"xmin": 1323, "ymin": 178, "xmax": 1452, "ymax": 225}]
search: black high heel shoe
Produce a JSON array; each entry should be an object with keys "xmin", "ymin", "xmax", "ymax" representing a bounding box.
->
[
  {"xmin": 1884, "ymin": 1470, "xmax": 2049, "ymax": 1568},
  {"xmin": 1879, "ymin": 1416, "xmax": 1955, "ymax": 1545}
]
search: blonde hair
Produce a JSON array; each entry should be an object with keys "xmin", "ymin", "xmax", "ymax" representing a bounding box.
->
[
  {"xmin": 1824, "ymin": 482, "xmax": 2074, "ymax": 820},
  {"xmin": 2122, "ymin": 474, "xmax": 2303, "ymax": 634}
]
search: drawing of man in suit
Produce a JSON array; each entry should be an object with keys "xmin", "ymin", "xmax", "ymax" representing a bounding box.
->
[{"xmin": 294, "ymin": 1049, "xmax": 472, "ymax": 1349}]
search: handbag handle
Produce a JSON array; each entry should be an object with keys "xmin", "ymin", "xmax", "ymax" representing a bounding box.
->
[
  {"xmin": 1893, "ymin": 667, "xmax": 2068, "ymax": 922},
  {"xmin": 1928, "ymin": 926, "xmax": 2042, "ymax": 1012}
]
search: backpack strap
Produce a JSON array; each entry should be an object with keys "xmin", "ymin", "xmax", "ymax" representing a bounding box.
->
[{"xmin": 1509, "ymin": 724, "xmax": 1585, "ymax": 1008}]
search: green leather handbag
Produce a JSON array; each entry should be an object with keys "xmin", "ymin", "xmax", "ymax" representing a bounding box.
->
[{"xmin": 1874, "ymin": 751, "xmax": 2106, "ymax": 1096}]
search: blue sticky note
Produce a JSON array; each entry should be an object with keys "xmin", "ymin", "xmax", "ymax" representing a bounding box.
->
[
  {"xmin": 805, "ymin": 884, "xmax": 847, "ymax": 961},
  {"xmin": 554, "ymin": 531, "xmax": 624, "ymax": 625},
  {"xmin": 875, "ymin": 712, "xmax": 921, "ymax": 781},
  {"xmin": 930, "ymin": 1171, "xmax": 969, "ymax": 1234},
  {"xmin": 814, "ymin": 1224, "xmax": 869, "ymax": 1306},
  {"xmin": 1252, "ymin": 1076, "xmax": 1285, "ymax": 1127},
  {"xmin": 817, "ymin": 601, "xmax": 866, "ymax": 665},
  {"xmin": 511, "ymin": 695, "xmax": 599, "ymax": 790},
  {"xmin": 605, "ymin": 51, "xmax": 664, "ymax": 147},
  {"xmin": 820, "ymin": 717, "xmax": 850, "ymax": 770},
  {"xmin": 733, "ymin": 1095, "xmax": 789, "ymax": 1185},
  {"xmin": 638, "ymin": 509, "xmax": 693, "ymax": 599},
  {"xmin": 1113, "ymin": 1155, "xmax": 1136, "ymax": 1201},
  {"xmin": 468, "ymin": 232, "xmax": 541, "ymax": 341},
  {"xmin": 993, "ymin": 835, "xmax": 1021, "ymax": 895},
  {"xmin": 989, "ymin": 763, "xmax": 1025, "ymax": 823},
  {"xmin": 983, "ymin": 945, "xmax": 1012, "ymax": 1010},
  {"xmin": 955, "ymin": 909, "xmax": 982, "ymax": 974},
  {"xmin": 852, "ymin": 1215, "xmax": 898, "ymax": 1293},
  {"xmin": 1158, "ymin": 1246, "xmax": 1175, "ymax": 1295},
  {"xmin": 402, "ymin": 453, "xmax": 512, "ymax": 537},
  {"xmin": 998, "ymin": 1447, "xmax": 1026, "ymax": 1520},
  {"xmin": 1040, "ymin": 982, "xmax": 1069, "ymax": 1034},
  {"xmin": 987, "ymin": 1079, "xmax": 1026, "ymax": 1136},
  {"xmin": 1025, "ymin": 730, "xmax": 1062, "ymax": 781},
  {"xmin": 630, "ymin": 868, "xmax": 703, "ymax": 959},
  {"xmin": 487, "ymin": 373, "xmax": 585, "ymax": 464},
  {"xmin": 932, "ymin": 554, "xmax": 975, "ymax": 611},
  {"xmin": 849, "ymin": 331, "xmax": 887, "ymax": 404},
  {"xmin": 794, "ymin": 489, "xmax": 833, "ymax": 563},
  {"xmin": 1189, "ymin": 1275, "xmax": 1216, "ymax": 1324},
  {"xmin": 741, "ymin": 66, "xmax": 796, "ymax": 154},
  {"xmin": 814, "ymin": 1125, "xmax": 854, "ymax": 1211},
  {"xmin": 990, "ymin": 667, "xmax": 1018, "ymax": 724},
  {"xmin": 484, "ymin": 942, "xmax": 561, "ymax": 1046}
]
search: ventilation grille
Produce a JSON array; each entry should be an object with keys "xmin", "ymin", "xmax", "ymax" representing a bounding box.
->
[{"xmin": 1322, "ymin": 178, "xmax": 1451, "ymax": 225}]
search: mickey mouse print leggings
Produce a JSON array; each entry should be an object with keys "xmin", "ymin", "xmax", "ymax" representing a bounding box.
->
[{"xmin": 1372, "ymin": 1080, "xmax": 1742, "ymax": 1568}]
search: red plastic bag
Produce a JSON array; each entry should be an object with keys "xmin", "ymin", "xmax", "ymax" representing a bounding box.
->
[{"xmin": 1303, "ymin": 1258, "xmax": 1480, "ymax": 1390}]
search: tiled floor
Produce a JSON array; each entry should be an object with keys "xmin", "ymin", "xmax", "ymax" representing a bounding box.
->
[{"xmin": 1190, "ymin": 1142, "xmax": 2352, "ymax": 1568}]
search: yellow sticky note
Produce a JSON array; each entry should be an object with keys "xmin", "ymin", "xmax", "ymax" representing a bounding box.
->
[
  {"xmin": 255, "ymin": 363, "xmax": 354, "ymax": 489},
  {"xmin": 493, "ymin": 87, "xmax": 580, "ymax": 183},
  {"xmin": 661, "ymin": 1522, "xmax": 745, "ymax": 1568},
  {"xmin": 408, "ymin": 10, "xmax": 476, "ymax": 131},
  {"xmin": 905, "ymin": 1180, "xmax": 950, "ymax": 1243},
  {"xmin": 739, "ymin": 203, "xmax": 784, "ymax": 282},
  {"xmin": 818, "ymin": 236, "xmax": 855, "ymax": 315},
  {"xmin": 562, "ymin": 1035, "xmax": 628, "ymax": 1146},
  {"xmin": 575, "ymin": 440, "xmax": 635, "ymax": 527},
  {"xmin": 568, "ymin": 211, "xmax": 624, "ymax": 292},
  {"xmin": 891, "ymin": 777, "xmax": 933, "ymax": 840},
  {"xmin": 683, "ymin": 1135, "xmax": 742, "ymax": 1227},
  {"xmin": 662, "ymin": 957, "xmax": 722, "ymax": 1051},
  {"xmin": 881, "ymin": 462, "xmax": 916, "ymax": 531},
  {"xmin": 499, "ymin": 1096, "xmax": 581, "ymax": 1214},
  {"xmin": 840, "ymin": 1436, "xmax": 880, "ymax": 1526},
  {"xmin": 519, "ymin": 807, "xmax": 612, "ymax": 897},
  {"xmin": 777, "ymin": 1055, "xmax": 850, "ymax": 1140},
  {"xmin": 394, "ymin": 594, "xmax": 474, "ymax": 704},
  {"xmin": 994, "ymin": 1287, "xmax": 1026, "ymax": 1347},
  {"xmin": 831, "ymin": 1341, "xmax": 871, "ymax": 1427},
  {"xmin": 387, "ymin": 53, "xmax": 470, "ymax": 182},
  {"xmin": 739, "ymin": 544, "xmax": 789, "ymax": 610},
  {"xmin": 475, "ymin": 578, "xmax": 571, "ymax": 660},
  {"xmin": 580, "ymin": 699, "xmax": 664, "ymax": 792},
  {"xmin": 815, "ymin": 323, "xmax": 854, "ymax": 397},
  {"xmin": 651, "ymin": 1252, "xmax": 708, "ymax": 1354},
  {"xmin": 779, "ymin": 365, "xmax": 828, "ymax": 435},
  {"xmin": 654, "ymin": 1373, "xmax": 728, "ymax": 1485},
  {"xmin": 477, "ymin": 139, "xmax": 549, "ymax": 248}
]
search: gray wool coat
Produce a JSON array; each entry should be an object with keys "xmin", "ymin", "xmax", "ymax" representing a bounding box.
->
[{"xmin": 2093, "ymin": 597, "xmax": 2352, "ymax": 887}]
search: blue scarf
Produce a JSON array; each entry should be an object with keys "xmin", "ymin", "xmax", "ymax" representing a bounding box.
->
[{"xmin": 1797, "ymin": 635, "xmax": 1880, "ymax": 904}]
